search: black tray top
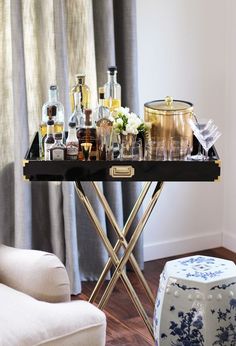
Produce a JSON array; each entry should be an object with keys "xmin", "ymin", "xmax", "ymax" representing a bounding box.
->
[{"xmin": 23, "ymin": 132, "xmax": 220, "ymax": 182}]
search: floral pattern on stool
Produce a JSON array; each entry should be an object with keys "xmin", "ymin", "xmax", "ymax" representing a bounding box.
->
[{"xmin": 153, "ymin": 256, "xmax": 236, "ymax": 346}]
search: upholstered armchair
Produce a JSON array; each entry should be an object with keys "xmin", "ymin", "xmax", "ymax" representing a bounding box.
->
[{"xmin": 0, "ymin": 245, "xmax": 106, "ymax": 346}]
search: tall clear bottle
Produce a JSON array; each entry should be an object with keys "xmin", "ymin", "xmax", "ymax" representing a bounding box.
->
[
  {"xmin": 96, "ymin": 87, "xmax": 110, "ymax": 120},
  {"xmin": 104, "ymin": 66, "xmax": 121, "ymax": 112},
  {"xmin": 70, "ymin": 74, "xmax": 91, "ymax": 112},
  {"xmin": 41, "ymin": 85, "xmax": 64, "ymax": 135},
  {"xmin": 69, "ymin": 92, "xmax": 84, "ymax": 129},
  {"xmin": 96, "ymin": 87, "xmax": 113, "ymax": 160}
]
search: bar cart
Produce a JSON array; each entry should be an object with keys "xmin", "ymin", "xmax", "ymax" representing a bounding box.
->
[{"xmin": 23, "ymin": 132, "xmax": 221, "ymax": 340}]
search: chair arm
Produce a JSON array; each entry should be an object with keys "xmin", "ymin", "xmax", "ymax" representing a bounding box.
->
[{"xmin": 0, "ymin": 245, "xmax": 71, "ymax": 303}]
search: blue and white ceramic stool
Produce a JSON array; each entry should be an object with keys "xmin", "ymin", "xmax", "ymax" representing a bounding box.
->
[{"xmin": 153, "ymin": 255, "xmax": 236, "ymax": 346}]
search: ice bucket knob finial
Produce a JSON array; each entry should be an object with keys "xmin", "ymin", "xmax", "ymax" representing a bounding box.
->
[{"xmin": 165, "ymin": 96, "xmax": 173, "ymax": 107}]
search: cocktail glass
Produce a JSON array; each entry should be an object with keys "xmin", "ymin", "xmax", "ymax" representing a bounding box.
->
[{"xmin": 194, "ymin": 130, "xmax": 221, "ymax": 160}]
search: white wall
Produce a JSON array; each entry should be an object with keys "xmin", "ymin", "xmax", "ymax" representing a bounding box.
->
[
  {"xmin": 136, "ymin": 0, "xmax": 232, "ymax": 261},
  {"xmin": 222, "ymin": 1, "xmax": 236, "ymax": 253}
]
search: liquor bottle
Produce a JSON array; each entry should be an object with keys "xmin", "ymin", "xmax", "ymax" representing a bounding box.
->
[
  {"xmin": 66, "ymin": 122, "xmax": 79, "ymax": 160},
  {"xmin": 44, "ymin": 119, "xmax": 55, "ymax": 161},
  {"xmin": 96, "ymin": 87, "xmax": 110, "ymax": 120},
  {"xmin": 50, "ymin": 133, "xmax": 66, "ymax": 160},
  {"xmin": 70, "ymin": 74, "xmax": 91, "ymax": 112},
  {"xmin": 96, "ymin": 87, "xmax": 113, "ymax": 160},
  {"xmin": 77, "ymin": 109, "xmax": 97, "ymax": 160},
  {"xmin": 39, "ymin": 105, "xmax": 56, "ymax": 158},
  {"xmin": 41, "ymin": 85, "xmax": 65, "ymax": 135},
  {"xmin": 69, "ymin": 92, "xmax": 84, "ymax": 129},
  {"xmin": 104, "ymin": 66, "xmax": 121, "ymax": 111}
]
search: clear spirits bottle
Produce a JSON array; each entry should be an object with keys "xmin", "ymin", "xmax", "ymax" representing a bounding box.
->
[
  {"xmin": 44, "ymin": 119, "xmax": 55, "ymax": 161},
  {"xmin": 95, "ymin": 87, "xmax": 113, "ymax": 160},
  {"xmin": 69, "ymin": 92, "xmax": 84, "ymax": 129},
  {"xmin": 66, "ymin": 122, "xmax": 79, "ymax": 160},
  {"xmin": 50, "ymin": 133, "xmax": 66, "ymax": 160},
  {"xmin": 70, "ymin": 74, "xmax": 91, "ymax": 112},
  {"xmin": 41, "ymin": 85, "xmax": 65, "ymax": 135},
  {"xmin": 77, "ymin": 109, "xmax": 97, "ymax": 160},
  {"xmin": 96, "ymin": 87, "xmax": 110, "ymax": 120},
  {"xmin": 104, "ymin": 66, "xmax": 121, "ymax": 112}
]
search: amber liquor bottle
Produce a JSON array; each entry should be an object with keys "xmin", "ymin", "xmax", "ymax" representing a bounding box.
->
[{"xmin": 77, "ymin": 109, "xmax": 97, "ymax": 160}]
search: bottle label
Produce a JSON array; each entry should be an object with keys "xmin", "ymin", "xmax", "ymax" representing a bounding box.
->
[
  {"xmin": 44, "ymin": 143, "xmax": 53, "ymax": 160},
  {"xmin": 66, "ymin": 142, "xmax": 78, "ymax": 160},
  {"xmin": 51, "ymin": 148, "xmax": 65, "ymax": 160}
]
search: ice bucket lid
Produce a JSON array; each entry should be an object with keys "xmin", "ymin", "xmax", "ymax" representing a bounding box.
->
[{"xmin": 144, "ymin": 96, "xmax": 193, "ymax": 114}]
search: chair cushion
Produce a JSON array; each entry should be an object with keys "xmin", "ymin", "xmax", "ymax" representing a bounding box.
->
[
  {"xmin": 0, "ymin": 245, "xmax": 71, "ymax": 303},
  {"xmin": 0, "ymin": 284, "xmax": 106, "ymax": 346}
]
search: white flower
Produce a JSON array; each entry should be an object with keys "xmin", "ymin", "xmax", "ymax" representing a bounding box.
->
[
  {"xmin": 108, "ymin": 114, "xmax": 115, "ymax": 122},
  {"xmin": 112, "ymin": 106, "xmax": 145, "ymax": 135},
  {"xmin": 116, "ymin": 106, "xmax": 129, "ymax": 115},
  {"xmin": 116, "ymin": 118, "xmax": 123, "ymax": 125}
]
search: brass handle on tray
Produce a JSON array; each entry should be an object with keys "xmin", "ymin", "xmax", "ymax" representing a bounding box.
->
[{"xmin": 109, "ymin": 165, "xmax": 135, "ymax": 178}]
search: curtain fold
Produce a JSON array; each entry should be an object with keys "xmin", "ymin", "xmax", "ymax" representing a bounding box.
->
[
  {"xmin": 11, "ymin": 0, "xmax": 32, "ymax": 248},
  {"xmin": 0, "ymin": 0, "xmax": 143, "ymax": 294},
  {"xmin": 113, "ymin": 0, "xmax": 139, "ymax": 113}
]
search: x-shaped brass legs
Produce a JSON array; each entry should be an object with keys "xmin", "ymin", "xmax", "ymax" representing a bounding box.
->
[{"xmin": 74, "ymin": 181, "xmax": 164, "ymax": 339}]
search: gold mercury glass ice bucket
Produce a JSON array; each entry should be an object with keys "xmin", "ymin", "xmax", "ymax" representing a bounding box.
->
[{"xmin": 144, "ymin": 96, "xmax": 194, "ymax": 150}]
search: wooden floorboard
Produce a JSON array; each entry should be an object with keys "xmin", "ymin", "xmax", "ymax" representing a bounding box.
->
[{"xmin": 72, "ymin": 247, "xmax": 235, "ymax": 346}]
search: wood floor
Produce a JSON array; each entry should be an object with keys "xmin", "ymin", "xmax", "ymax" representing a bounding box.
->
[{"xmin": 73, "ymin": 247, "xmax": 235, "ymax": 346}]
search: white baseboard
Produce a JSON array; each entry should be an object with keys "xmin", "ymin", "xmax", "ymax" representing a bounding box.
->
[
  {"xmin": 144, "ymin": 232, "xmax": 222, "ymax": 262},
  {"xmin": 223, "ymin": 232, "xmax": 236, "ymax": 253}
]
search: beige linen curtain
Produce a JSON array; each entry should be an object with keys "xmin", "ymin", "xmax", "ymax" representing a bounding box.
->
[{"xmin": 0, "ymin": 0, "xmax": 142, "ymax": 293}]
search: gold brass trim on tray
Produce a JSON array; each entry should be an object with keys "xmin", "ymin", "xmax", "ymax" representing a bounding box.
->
[
  {"xmin": 23, "ymin": 175, "xmax": 29, "ymax": 181},
  {"xmin": 214, "ymin": 160, "xmax": 221, "ymax": 182},
  {"xmin": 22, "ymin": 160, "xmax": 29, "ymax": 181},
  {"xmin": 22, "ymin": 159, "xmax": 29, "ymax": 167},
  {"xmin": 109, "ymin": 165, "xmax": 135, "ymax": 178}
]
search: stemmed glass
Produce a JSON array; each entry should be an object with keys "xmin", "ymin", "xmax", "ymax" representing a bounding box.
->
[
  {"xmin": 189, "ymin": 116, "xmax": 221, "ymax": 160},
  {"xmin": 193, "ymin": 130, "xmax": 221, "ymax": 160}
]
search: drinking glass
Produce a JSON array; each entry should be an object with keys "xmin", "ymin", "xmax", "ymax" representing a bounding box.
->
[
  {"xmin": 111, "ymin": 142, "xmax": 121, "ymax": 160},
  {"xmin": 131, "ymin": 142, "xmax": 143, "ymax": 161},
  {"xmin": 169, "ymin": 137, "xmax": 189, "ymax": 161},
  {"xmin": 194, "ymin": 130, "xmax": 221, "ymax": 160},
  {"xmin": 189, "ymin": 117, "xmax": 217, "ymax": 160},
  {"xmin": 120, "ymin": 142, "xmax": 141, "ymax": 161},
  {"xmin": 96, "ymin": 124, "xmax": 113, "ymax": 160},
  {"xmin": 144, "ymin": 141, "xmax": 157, "ymax": 161},
  {"xmin": 81, "ymin": 142, "xmax": 92, "ymax": 161},
  {"xmin": 144, "ymin": 140, "xmax": 166, "ymax": 161}
]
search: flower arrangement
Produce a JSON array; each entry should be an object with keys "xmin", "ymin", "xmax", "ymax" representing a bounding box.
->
[{"xmin": 112, "ymin": 107, "xmax": 148, "ymax": 136}]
